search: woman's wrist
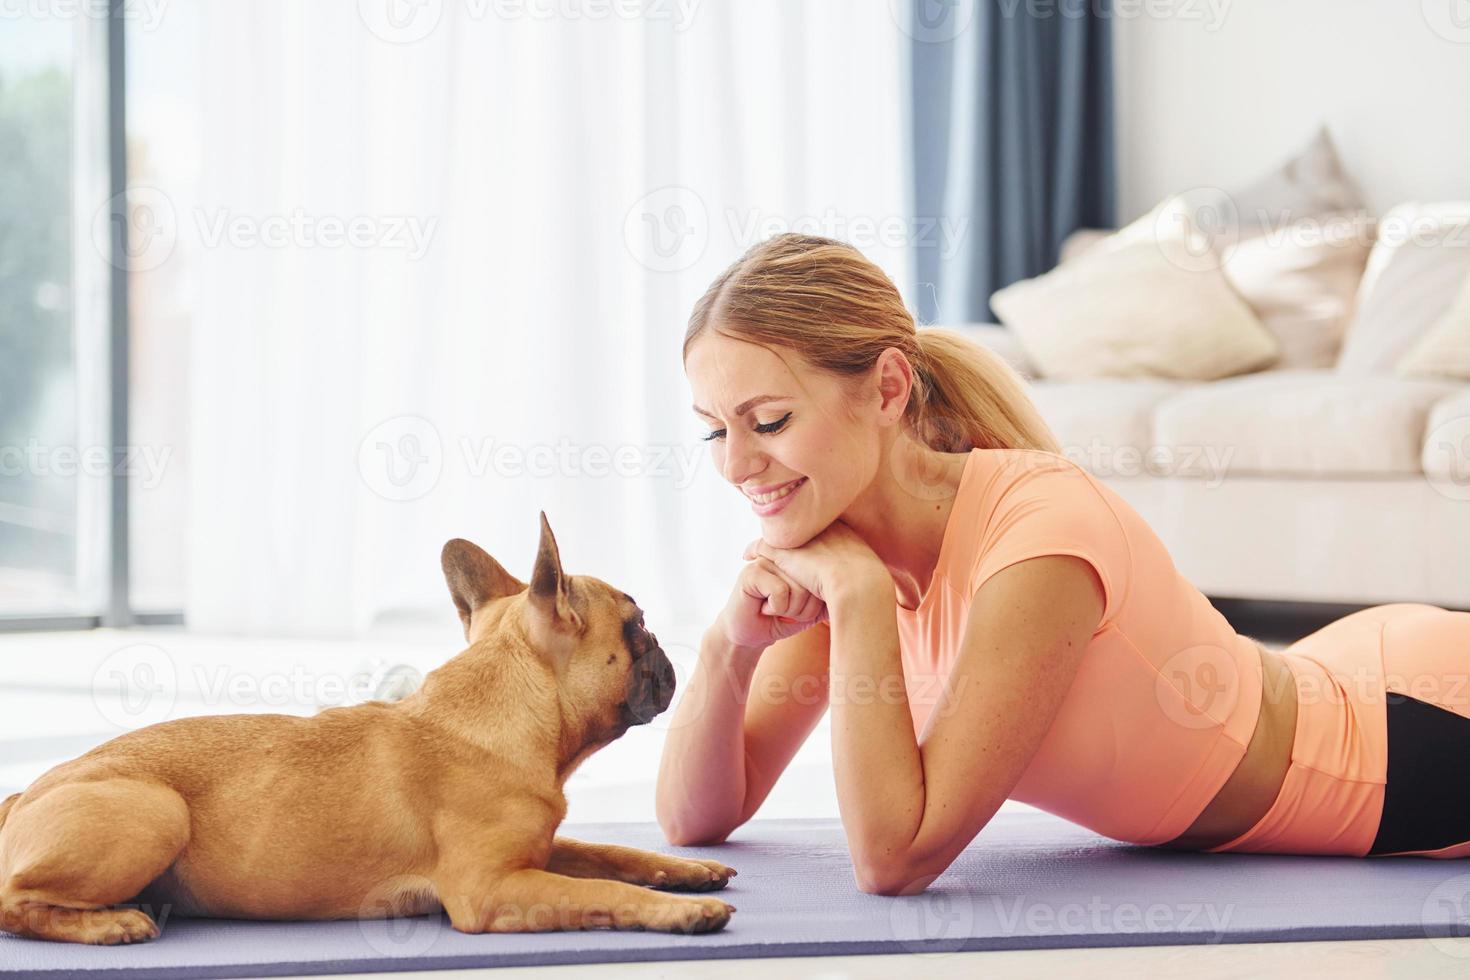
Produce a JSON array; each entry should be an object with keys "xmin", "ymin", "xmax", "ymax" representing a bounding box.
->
[
  {"xmin": 701, "ymin": 622, "xmax": 765, "ymax": 675},
  {"xmin": 825, "ymin": 562, "xmax": 894, "ymax": 614}
]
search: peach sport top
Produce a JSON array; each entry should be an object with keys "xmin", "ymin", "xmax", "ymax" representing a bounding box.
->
[{"xmin": 893, "ymin": 447, "xmax": 1263, "ymax": 847}]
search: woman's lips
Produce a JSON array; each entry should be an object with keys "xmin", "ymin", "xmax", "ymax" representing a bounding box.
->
[{"xmin": 748, "ymin": 477, "xmax": 806, "ymax": 516}]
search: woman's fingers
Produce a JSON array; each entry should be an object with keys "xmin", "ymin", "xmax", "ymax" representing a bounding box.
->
[{"xmin": 750, "ymin": 557, "xmax": 822, "ymax": 622}]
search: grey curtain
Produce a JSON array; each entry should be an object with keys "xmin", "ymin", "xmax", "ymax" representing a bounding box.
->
[{"xmin": 909, "ymin": 0, "xmax": 1116, "ymax": 323}]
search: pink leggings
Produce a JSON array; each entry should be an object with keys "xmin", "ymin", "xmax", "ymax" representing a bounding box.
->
[{"xmin": 1203, "ymin": 603, "xmax": 1470, "ymax": 858}]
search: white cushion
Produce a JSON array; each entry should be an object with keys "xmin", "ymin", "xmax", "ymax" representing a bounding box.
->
[
  {"xmin": 990, "ymin": 199, "xmax": 1281, "ymax": 381},
  {"xmin": 1336, "ymin": 201, "xmax": 1470, "ymax": 375},
  {"xmin": 1153, "ymin": 369, "xmax": 1465, "ymax": 476},
  {"xmin": 1397, "ymin": 272, "xmax": 1470, "ymax": 381},
  {"xmin": 1027, "ymin": 378, "xmax": 1195, "ymax": 475},
  {"xmin": 1037, "ymin": 128, "xmax": 1369, "ymax": 374}
]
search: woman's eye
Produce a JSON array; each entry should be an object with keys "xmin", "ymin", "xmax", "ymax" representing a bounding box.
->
[{"xmin": 701, "ymin": 411, "xmax": 792, "ymax": 442}]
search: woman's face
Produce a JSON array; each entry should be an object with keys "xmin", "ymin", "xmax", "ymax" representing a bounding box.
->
[{"xmin": 685, "ymin": 331, "xmax": 877, "ymax": 549}]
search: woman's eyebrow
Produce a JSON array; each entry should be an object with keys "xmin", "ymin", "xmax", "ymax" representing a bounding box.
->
[{"xmin": 691, "ymin": 394, "xmax": 790, "ymax": 419}]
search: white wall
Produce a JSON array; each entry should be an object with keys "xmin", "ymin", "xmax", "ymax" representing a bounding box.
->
[{"xmin": 1113, "ymin": 0, "xmax": 1470, "ymax": 221}]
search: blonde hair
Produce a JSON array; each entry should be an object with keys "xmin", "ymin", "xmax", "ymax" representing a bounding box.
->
[{"xmin": 682, "ymin": 233, "xmax": 1061, "ymax": 455}]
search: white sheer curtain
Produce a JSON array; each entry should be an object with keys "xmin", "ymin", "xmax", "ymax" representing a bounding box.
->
[{"xmin": 182, "ymin": 1, "xmax": 913, "ymax": 641}]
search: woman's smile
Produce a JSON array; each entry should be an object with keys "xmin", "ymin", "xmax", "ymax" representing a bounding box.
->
[{"xmin": 747, "ymin": 476, "xmax": 807, "ymax": 515}]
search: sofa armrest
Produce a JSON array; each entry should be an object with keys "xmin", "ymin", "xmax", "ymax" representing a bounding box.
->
[{"xmin": 936, "ymin": 322, "xmax": 1040, "ymax": 380}]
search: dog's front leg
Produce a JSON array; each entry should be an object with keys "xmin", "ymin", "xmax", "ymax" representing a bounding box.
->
[
  {"xmin": 436, "ymin": 867, "xmax": 733, "ymax": 935},
  {"xmin": 547, "ymin": 837, "xmax": 735, "ymax": 892}
]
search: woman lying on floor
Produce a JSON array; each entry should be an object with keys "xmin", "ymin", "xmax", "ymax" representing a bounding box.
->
[{"xmin": 656, "ymin": 232, "xmax": 1470, "ymax": 895}]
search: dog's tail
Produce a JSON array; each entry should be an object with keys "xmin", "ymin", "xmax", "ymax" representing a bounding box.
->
[{"xmin": 0, "ymin": 793, "xmax": 19, "ymax": 836}]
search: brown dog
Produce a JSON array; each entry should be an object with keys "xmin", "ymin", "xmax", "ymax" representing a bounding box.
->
[{"xmin": 0, "ymin": 512, "xmax": 735, "ymax": 945}]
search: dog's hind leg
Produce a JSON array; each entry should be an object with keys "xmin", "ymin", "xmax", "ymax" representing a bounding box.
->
[{"xmin": 0, "ymin": 779, "xmax": 189, "ymax": 944}]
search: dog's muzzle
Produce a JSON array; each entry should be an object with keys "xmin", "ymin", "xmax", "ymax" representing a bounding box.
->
[{"xmin": 622, "ymin": 645, "xmax": 676, "ymax": 726}]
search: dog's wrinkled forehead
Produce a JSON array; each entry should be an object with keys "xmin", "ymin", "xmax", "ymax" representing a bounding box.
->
[{"xmin": 616, "ymin": 591, "xmax": 658, "ymax": 656}]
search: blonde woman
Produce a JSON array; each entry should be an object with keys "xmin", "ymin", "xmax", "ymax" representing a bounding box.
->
[{"xmin": 655, "ymin": 232, "xmax": 1470, "ymax": 895}]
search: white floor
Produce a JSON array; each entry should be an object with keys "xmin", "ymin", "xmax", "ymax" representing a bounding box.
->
[{"xmin": 0, "ymin": 626, "xmax": 1458, "ymax": 977}]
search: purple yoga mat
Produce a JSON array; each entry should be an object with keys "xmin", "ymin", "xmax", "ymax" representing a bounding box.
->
[{"xmin": 5, "ymin": 811, "xmax": 1470, "ymax": 977}]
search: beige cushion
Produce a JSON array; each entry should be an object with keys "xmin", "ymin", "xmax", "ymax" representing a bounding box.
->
[
  {"xmin": 1059, "ymin": 228, "xmax": 1111, "ymax": 265},
  {"xmin": 1057, "ymin": 129, "xmax": 1370, "ymax": 370},
  {"xmin": 1336, "ymin": 201, "xmax": 1470, "ymax": 375},
  {"xmin": 1396, "ymin": 271, "xmax": 1470, "ymax": 381},
  {"xmin": 1027, "ymin": 378, "xmax": 1194, "ymax": 473},
  {"xmin": 1153, "ymin": 369, "xmax": 1465, "ymax": 476},
  {"xmin": 991, "ymin": 199, "xmax": 1281, "ymax": 381},
  {"xmin": 1227, "ymin": 126, "xmax": 1364, "ymax": 229},
  {"xmin": 1222, "ymin": 221, "xmax": 1372, "ymax": 369}
]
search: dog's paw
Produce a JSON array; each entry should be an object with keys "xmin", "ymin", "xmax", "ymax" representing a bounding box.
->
[
  {"xmin": 644, "ymin": 895, "xmax": 734, "ymax": 934},
  {"xmin": 86, "ymin": 908, "xmax": 160, "ymax": 945},
  {"xmin": 649, "ymin": 857, "xmax": 737, "ymax": 892}
]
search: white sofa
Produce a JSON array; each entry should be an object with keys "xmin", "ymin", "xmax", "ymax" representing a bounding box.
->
[{"xmin": 956, "ymin": 323, "xmax": 1470, "ymax": 611}]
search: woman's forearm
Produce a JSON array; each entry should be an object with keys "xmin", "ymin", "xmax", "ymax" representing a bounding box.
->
[
  {"xmin": 654, "ymin": 626, "xmax": 763, "ymax": 845},
  {"xmin": 826, "ymin": 574, "xmax": 928, "ymax": 889}
]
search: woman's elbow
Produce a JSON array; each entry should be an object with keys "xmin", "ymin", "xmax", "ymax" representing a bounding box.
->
[
  {"xmin": 851, "ymin": 851, "xmax": 941, "ymax": 897},
  {"xmin": 659, "ymin": 817, "xmax": 735, "ymax": 848},
  {"xmin": 655, "ymin": 803, "xmax": 738, "ymax": 847}
]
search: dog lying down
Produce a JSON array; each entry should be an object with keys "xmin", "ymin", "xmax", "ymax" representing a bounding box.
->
[{"xmin": 0, "ymin": 512, "xmax": 736, "ymax": 945}]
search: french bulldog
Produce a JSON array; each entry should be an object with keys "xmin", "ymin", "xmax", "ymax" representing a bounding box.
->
[{"xmin": 0, "ymin": 512, "xmax": 735, "ymax": 945}]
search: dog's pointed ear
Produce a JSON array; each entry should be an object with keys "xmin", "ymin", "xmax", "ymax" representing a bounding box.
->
[
  {"xmin": 526, "ymin": 510, "xmax": 583, "ymax": 636},
  {"xmin": 441, "ymin": 538, "xmax": 526, "ymax": 640}
]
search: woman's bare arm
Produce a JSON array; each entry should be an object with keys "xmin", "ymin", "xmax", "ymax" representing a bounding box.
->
[
  {"xmin": 655, "ymin": 621, "xmax": 830, "ymax": 845},
  {"xmin": 825, "ymin": 554, "xmax": 1105, "ymax": 895}
]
